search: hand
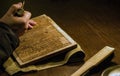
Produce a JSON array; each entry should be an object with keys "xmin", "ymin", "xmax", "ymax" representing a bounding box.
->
[{"xmin": 0, "ymin": 2, "xmax": 36, "ymax": 36}]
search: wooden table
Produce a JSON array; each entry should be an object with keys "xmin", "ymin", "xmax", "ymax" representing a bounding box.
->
[{"xmin": 0, "ymin": 0, "xmax": 120, "ymax": 76}]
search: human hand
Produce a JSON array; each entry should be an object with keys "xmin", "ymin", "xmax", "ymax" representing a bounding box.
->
[{"xmin": 0, "ymin": 2, "xmax": 36, "ymax": 36}]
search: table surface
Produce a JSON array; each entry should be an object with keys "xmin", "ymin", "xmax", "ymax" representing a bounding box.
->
[{"xmin": 0, "ymin": 0, "xmax": 120, "ymax": 76}]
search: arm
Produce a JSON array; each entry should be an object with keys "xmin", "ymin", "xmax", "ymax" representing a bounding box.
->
[
  {"xmin": 0, "ymin": 22, "xmax": 19, "ymax": 66},
  {"xmin": 0, "ymin": 2, "xmax": 36, "ymax": 67}
]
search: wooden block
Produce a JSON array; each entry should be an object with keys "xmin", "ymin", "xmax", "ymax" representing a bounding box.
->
[{"xmin": 13, "ymin": 14, "xmax": 77, "ymax": 66}]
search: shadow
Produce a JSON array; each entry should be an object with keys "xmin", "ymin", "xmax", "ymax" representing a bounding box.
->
[{"xmin": 13, "ymin": 70, "xmax": 37, "ymax": 76}]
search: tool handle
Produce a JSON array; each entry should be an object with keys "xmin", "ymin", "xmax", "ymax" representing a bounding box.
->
[
  {"xmin": 71, "ymin": 46, "xmax": 114, "ymax": 76},
  {"xmin": 14, "ymin": 1, "xmax": 25, "ymax": 17}
]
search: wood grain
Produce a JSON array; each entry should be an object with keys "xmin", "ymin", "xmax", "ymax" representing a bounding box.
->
[{"xmin": 13, "ymin": 15, "xmax": 77, "ymax": 66}]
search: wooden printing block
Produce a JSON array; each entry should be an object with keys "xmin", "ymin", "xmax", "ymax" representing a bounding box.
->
[{"xmin": 13, "ymin": 14, "xmax": 77, "ymax": 66}]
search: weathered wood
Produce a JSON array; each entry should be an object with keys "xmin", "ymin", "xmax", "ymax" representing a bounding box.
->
[{"xmin": 13, "ymin": 15, "xmax": 77, "ymax": 66}]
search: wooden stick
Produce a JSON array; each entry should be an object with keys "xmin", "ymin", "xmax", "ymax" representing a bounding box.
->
[
  {"xmin": 71, "ymin": 46, "xmax": 115, "ymax": 76},
  {"xmin": 14, "ymin": 1, "xmax": 25, "ymax": 17}
]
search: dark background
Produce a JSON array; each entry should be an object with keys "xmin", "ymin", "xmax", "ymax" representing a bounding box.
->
[
  {"xmin": 0, "ymin": 0, "xmax": 120, "ymax": 76},
  {"xmin": 0, "ymin": 0, "xmax": 120, "ymax": 19}
]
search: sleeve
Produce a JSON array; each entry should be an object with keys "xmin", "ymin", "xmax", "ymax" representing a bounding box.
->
[{"xmin": 0, "ymin": 22, "xmax": 19, "ymax": 67}]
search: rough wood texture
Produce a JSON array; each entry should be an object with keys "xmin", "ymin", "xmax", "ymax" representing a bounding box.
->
[{"xmin": 13, "ymin": 15, "xmax": 77, "ymax": 66}]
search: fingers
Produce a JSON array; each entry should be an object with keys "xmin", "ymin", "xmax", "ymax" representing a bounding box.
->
[
  {"xmin": 7, "ymin": 2, "xmax": 23, "ymax": 15},
  {"xmin": 23, "ymin": 11, "xmax": 31, "ymax": 21},
  {"xmin": 8, "ymin": 2, "xmax": 31, "ymax": 23},
  {"xmin": 0, "ymin": 2, "xmax": 36, "ymax": 36},
  {"xmin": 21, "ymin": 11, "xmax": 32, "ymax": 29},
  {"xmin": 7, "ymin": 2, "xmax": 36, "ymax": 29},
  {"xmin": 29, "ymin": 20, "xmax": 37, "ymax": 26},
  {"xmin": 13, "ymin": 11, "xmax": 31, "ymax": 24},
  {"xmin": 27, "ymin": 20, "xmax": 37, "ymax": 29}
]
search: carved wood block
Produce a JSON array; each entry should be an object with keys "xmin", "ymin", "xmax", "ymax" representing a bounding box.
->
[{"xmin": 13, "ymin": 14, "xmax": 77, "ymax": 66}]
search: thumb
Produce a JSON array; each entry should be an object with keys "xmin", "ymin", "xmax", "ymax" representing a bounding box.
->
[{"xmin": 6, "ymin": 2, "xmax": 23, "ymax": 15}]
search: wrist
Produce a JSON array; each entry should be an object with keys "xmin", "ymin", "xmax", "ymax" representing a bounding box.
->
[
  {"xmin": 0, "ymin": 21, "xmax": 18, "ymax": 36},
  {"xmin": 0, "ymin": 18, "xmax": 10, "ymax": 26}
]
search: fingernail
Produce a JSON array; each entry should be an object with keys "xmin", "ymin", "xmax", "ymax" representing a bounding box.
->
[
  {"xmin": 33, "ymin": 21, "xmax": 37, "ymax": 25},
  {"xmin": 17, "ymin": 2, "xmax": 22, "ymax": 6}
]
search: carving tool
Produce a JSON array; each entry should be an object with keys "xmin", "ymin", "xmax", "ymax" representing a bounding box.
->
[{"xmin": 14, "ymin": 1, "xmax": 25, "ymax": 17}]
